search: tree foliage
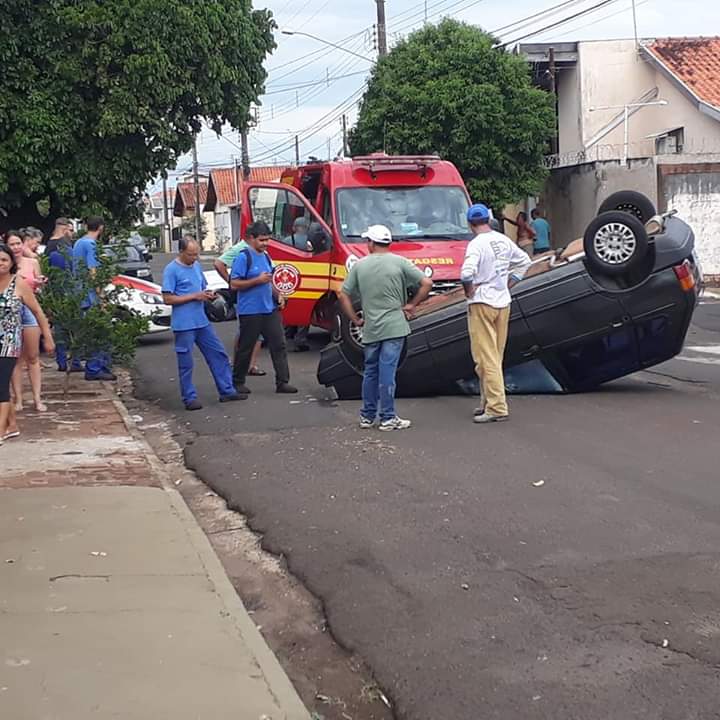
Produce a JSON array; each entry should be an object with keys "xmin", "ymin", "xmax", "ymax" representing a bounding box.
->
[
  {"xmin": 349, "ymin": 20, "xmax": 555, "ymax": 210},
  {"xmin": 0, "ymin": 0, "xmax": 275, "ymax": 232}
]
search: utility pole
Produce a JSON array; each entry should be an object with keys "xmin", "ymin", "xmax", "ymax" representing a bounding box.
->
[
  {"xmin": 342, "ymin": 114, "xmax": 349, "ymax": 157},
  {"xmin": 162, "ymin": 175, "xmax": 170, "ymax": 253},
  {"xmin": 192, "ymin": 138, "xmax": 201, "ymax": 244},
  {"xmin": 240, "ymin": 128, "xmax": 250, "ymax": 180},
  {"xmin": 631, "ymin": 0, "xmax": 639, "ymax": 50},
  {"xmin": 424, "ymin": 0, "xmax": 428, "ymax": 24},
  {"xmin": 548, "ymin": 47, "xmax": 558, "ymax": 155},
  {"xmin": 295, "ymin": 135, "xmax": 300, "ymax": 165},
  {"xmin": 375, "ymin": 0, "xmax": 387, "ymax": 57}
]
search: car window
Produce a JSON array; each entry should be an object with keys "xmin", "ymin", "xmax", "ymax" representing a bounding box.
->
[
  {"xmin": 105, "ymin": 245, "xmax": 142, "ymax": 262},
  {"xmin": 248, "ymin": 187, "xmax": 326, "ymax": 254}
]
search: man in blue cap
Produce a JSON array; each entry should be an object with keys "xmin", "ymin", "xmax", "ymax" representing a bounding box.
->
[{"xmin": 461, "ymin": 204, "xmax": 531, "ymax": 424}]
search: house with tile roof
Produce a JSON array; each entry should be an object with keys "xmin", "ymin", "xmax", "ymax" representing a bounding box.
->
[
  {"xmin": 204, "ymin": 165, "xmax": 288, "ymax": 250},
  {"xmin": 173, "ymin": 179, "xmax": 217, "ymax": 251},
  {"xmin": 521, "ymin": 37, "xmax": 720, "ymax": 278}
]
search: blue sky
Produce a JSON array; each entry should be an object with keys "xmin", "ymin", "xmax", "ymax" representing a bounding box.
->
[{"xmin": 162, "ymin": 0, "xmax": 714, "ymax": 186}]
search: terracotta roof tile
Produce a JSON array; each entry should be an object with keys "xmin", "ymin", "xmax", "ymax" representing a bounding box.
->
[
  {"xmin": 174, "ymin": 181, "xmax": 208, "ymax": 216},
  {"xmin": 206, "ymin": 166, "xmax": 290, "ymax": 209},
  {"xmin": 646, "ymin": 37, "xmax": 720, "ymax": 111}
]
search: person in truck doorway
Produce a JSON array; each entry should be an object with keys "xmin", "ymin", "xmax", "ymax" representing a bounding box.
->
[
  {"xmin": 230, "ymin": 221, "xmax": 297, "ymax": 395},
  {"xmin": 461, "ymin": 204, "xmax": 531, "ymax": 424},
  {"xmin": 339, "ymin": 224, "xmax": 432, "ymax": 431}
]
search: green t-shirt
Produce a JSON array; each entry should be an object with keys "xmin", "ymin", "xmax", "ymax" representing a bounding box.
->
[
  {"xmin": 218, "ymin": 240, "xmax": 249, "ymax": 267},
  {"xmin": 342, "ymin": 253, "xmax": 425, "ymax": 345}
]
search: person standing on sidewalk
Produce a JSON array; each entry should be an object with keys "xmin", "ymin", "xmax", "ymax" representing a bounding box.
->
[
  {"xmin": 6, "ymin": 231, "xmax": 47, "ymax": 412},
  {"xmin": 162, "ymin": 237, "xmax": 242, "ymax": 411},
  {"xmin": 213, "ymin": 239, "xmax": 265, "ymax": 378},
  {"xmin": 72, "ymin": 217, "xmax": 115, "ymax": 381},
  {"xmin": 0, "ymin": 243, "xmax": 54, "ymax": 444},
  {"xmin": 339, "ymin": 224, "xmax": 432, "ymax": 431},
  {"xmin": 45, "ymin": 217, "xmax": 74, "ymax": 256},
  {"xmin": 461, "ymin": 204, "xmax": 531, "ymax": 424},
  {"xmin": 230, "ymin": 221, "xmax": 297, "ymax": 395}
]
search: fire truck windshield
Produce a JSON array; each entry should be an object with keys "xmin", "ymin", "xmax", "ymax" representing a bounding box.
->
[{"xmin": 337, "ymin": 186, "xmax": 472, "ymax": 242}]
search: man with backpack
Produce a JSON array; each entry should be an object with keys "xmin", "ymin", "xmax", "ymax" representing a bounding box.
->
[
  {"xmin": 230, "ymin": 221, "xmax": 297, "ymax": 395},
  {"xmin": 213, "ymin": 238, "xmax": 265, "ymax": 378}
]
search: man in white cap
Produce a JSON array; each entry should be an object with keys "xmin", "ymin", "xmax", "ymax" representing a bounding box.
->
[
  {"xmin": 461, "ymin": 204, "xmax": 531, "ymax": 424},
  {"xmin": 339, "ymin": 224, "xmax": 433, "ymax": 431}
]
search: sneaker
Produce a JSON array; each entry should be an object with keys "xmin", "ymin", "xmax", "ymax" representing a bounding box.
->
[
  {"xmin": 359, "ymin": 416, "xmax": 375, "ymax": 429},
  {"xmin": 378, "ymin": 416, "xmax": 412, "ymax": 431},
  {"xmin": 234, "ymin": 384, "xmax": 252, "ymax": 395},
  {"xmin": 185, "ymin": 399, "xmax": 203, "ymax": 411},
  {"xmin": 85, "ymin": 371, "xmax": 117, "ymax": 381},
  {"xmin": 276, "ymin": 383, "xmax": 298, "ymax": 394},
  {"xmin": 219, "ymin": 393, "xmax": 245, "ymax": 403},
  {"xmin": 473, "ymin": 413, "xmax": 509, "ymax": 424},
  {"xmin": 473, "ymin": 406, "xmax": 485, "ymax": 417}
]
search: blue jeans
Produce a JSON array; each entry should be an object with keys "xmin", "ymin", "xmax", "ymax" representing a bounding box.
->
[
  {"xmin": 361, "ymin": 338, "xmax": 405, "ymax": 422},
  {"xmin": 174, "ymin": 325, "xmax": 235, "ymax": 405}
]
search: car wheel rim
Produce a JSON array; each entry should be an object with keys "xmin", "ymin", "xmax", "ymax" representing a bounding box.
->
[
  {"xmin": 593, "ymin": 223, "xmax": 637, "ymax": 265},
  {"xmin": 349, "ymin": 311, "xmax": 364, "ymax": 347}
]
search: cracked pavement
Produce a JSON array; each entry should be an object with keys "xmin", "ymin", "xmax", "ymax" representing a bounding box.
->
[{"xmin": 135, "ymin": 278, "xmax": 720, "ymax": 720}]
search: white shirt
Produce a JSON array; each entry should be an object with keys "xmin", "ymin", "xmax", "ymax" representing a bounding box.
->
[{"xmin": 460, "ymin": 229, "xmax": 532, "ymax": 308}]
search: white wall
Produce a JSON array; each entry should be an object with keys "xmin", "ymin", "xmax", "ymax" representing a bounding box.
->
[
  {"xmin": 556, "ymin": 39, "xmax": 720, "ymax": 161},
  {"xmin": 557, "ymin": 66, "xmax": 582, "ymax": 155},
  {"xmin": 662, "ymin": 170, "xmax": 720, "ymax": 278}
]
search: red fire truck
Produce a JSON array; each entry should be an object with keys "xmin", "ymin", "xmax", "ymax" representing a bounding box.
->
[{"xmin": 240, "ymin": 154, "xmax": 473, "ymax": 333}]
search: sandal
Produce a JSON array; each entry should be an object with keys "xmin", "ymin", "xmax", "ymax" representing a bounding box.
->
[
  {"xmin": 248, "ymin": 367, "xmax": 267, "ymax": 376},
  {"xmin": 35, "ymin": 401, "xmax": 48, "ymax": 413},
  {"xmin": 2, "ymin": 431, "xmax": 20, "ymax": 441}
]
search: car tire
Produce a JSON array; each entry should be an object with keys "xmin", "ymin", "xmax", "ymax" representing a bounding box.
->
[
  {"xmin": 583, "ymin": 211, "xmax": 650, "ymax": 277},
  {"xmin": 336, "ymin": 309, "xmax": 365, "ymax": 372},
  {"xmin": 204, "ymin": 291, "xmax": 235, "ymax": 322},
  {"xmin": 598, "ymin": 190, "xmax": 656, "ymax": 224}
]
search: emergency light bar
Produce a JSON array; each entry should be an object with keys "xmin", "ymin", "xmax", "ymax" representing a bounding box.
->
[{"xmin": 352, "ymin": 154, "xmax": 441, "ymax": 178}]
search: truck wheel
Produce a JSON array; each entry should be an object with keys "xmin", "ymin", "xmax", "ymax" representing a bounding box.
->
[
  {"xmin": 583, "ymin": 211, "xmax": 649, "ymax": 277},
  {"xmin": 598, "ymin": 190, "xmax": 656, "ymax": 224}
]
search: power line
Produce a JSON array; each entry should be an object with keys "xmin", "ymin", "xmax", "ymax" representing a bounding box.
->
[
  {"xmin": 496, "ymin": 0, "xmax": 623, "ymax": 47},
  {"xmin": 541, "ymin": 0, "xmax": 651, "ymax": 41},
  {"xmin": 491, "ymin": 0, "xmax": 586, "ymax": 36},
  {"xmin": 257, "ymin": 40, "xmax": 368, "ymax": 121},
  {"xmin": 264, "ymin": 70, "xmax": 369, "ymax": 95},
  {"xmin": 251, "ymin": 85, "xmax": 367, "ymax": 164}
]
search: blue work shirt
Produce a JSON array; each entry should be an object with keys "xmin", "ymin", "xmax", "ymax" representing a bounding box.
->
[
  {"xmin": 230, "ymin": 248, "xmax": 275, "ymax": 316},
  {"xmin": 72, "ymin": 235, "xmax": 100, "ymax": 308},
  {"xmin": 531, "ymin": 218, "xmax": 551, "ymax": 251},
  {"xmin": 161, "ymin": 259, "xmax": 210, "ymax": 332}
]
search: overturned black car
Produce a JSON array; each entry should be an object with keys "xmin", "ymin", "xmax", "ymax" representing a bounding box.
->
[{"xmin": 317, "ymin": 191, "xmax": 702, "ymax": 399}]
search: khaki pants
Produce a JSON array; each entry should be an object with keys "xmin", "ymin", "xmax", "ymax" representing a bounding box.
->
[{"xmin": 467, "ymin": 303, "xmax": 510, "ymax": 417}]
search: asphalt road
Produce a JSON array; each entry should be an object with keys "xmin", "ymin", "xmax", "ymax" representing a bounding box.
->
[{"xmin": 135, "ymin": 262, "xmax": 720, "ymax": 719}]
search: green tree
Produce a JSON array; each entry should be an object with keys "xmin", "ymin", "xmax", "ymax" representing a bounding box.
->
[
  {"xmin": 40, "ymin": 247, "xmax": 150, "ymax": 395},
  {"xmin": 0, "ymin": 0, "xmax": 274, "ymax": 233},
  {"xmin": 349, "ymin": 19, "xmax": 555, "ymax": 210}
]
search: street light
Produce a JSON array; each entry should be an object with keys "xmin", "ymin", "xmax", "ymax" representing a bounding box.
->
[
  {"xmin": 589, "ymin": 100, "xmax": 668, "ymax": 166},
  {"xmin": 280, "ymin": 30, "xmax": 374, "ymax": 63}
]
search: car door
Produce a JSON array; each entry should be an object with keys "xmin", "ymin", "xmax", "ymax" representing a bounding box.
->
[
  {"xmin": 242, "ymin": 182, "xmax": 333, "ymax": 327},
  {"xmin": 514, "ymin": 262, "xmax": 640, "ymax": 390}
]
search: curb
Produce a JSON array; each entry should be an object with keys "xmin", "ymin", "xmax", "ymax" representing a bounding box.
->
[{"xmin": 110, "ymin": 387, "xmax": 311, "ymax": 720}]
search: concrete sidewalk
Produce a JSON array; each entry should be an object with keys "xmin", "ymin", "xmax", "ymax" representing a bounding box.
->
[{"xmin": 0, "ymin": 371, "xmax": 309, "ymax": 720}]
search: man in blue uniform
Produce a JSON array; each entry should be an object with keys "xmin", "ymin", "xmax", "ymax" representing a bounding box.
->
[{"xmin": 162, "ymin": 236, "xmax": 242, "ymax": 411}]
